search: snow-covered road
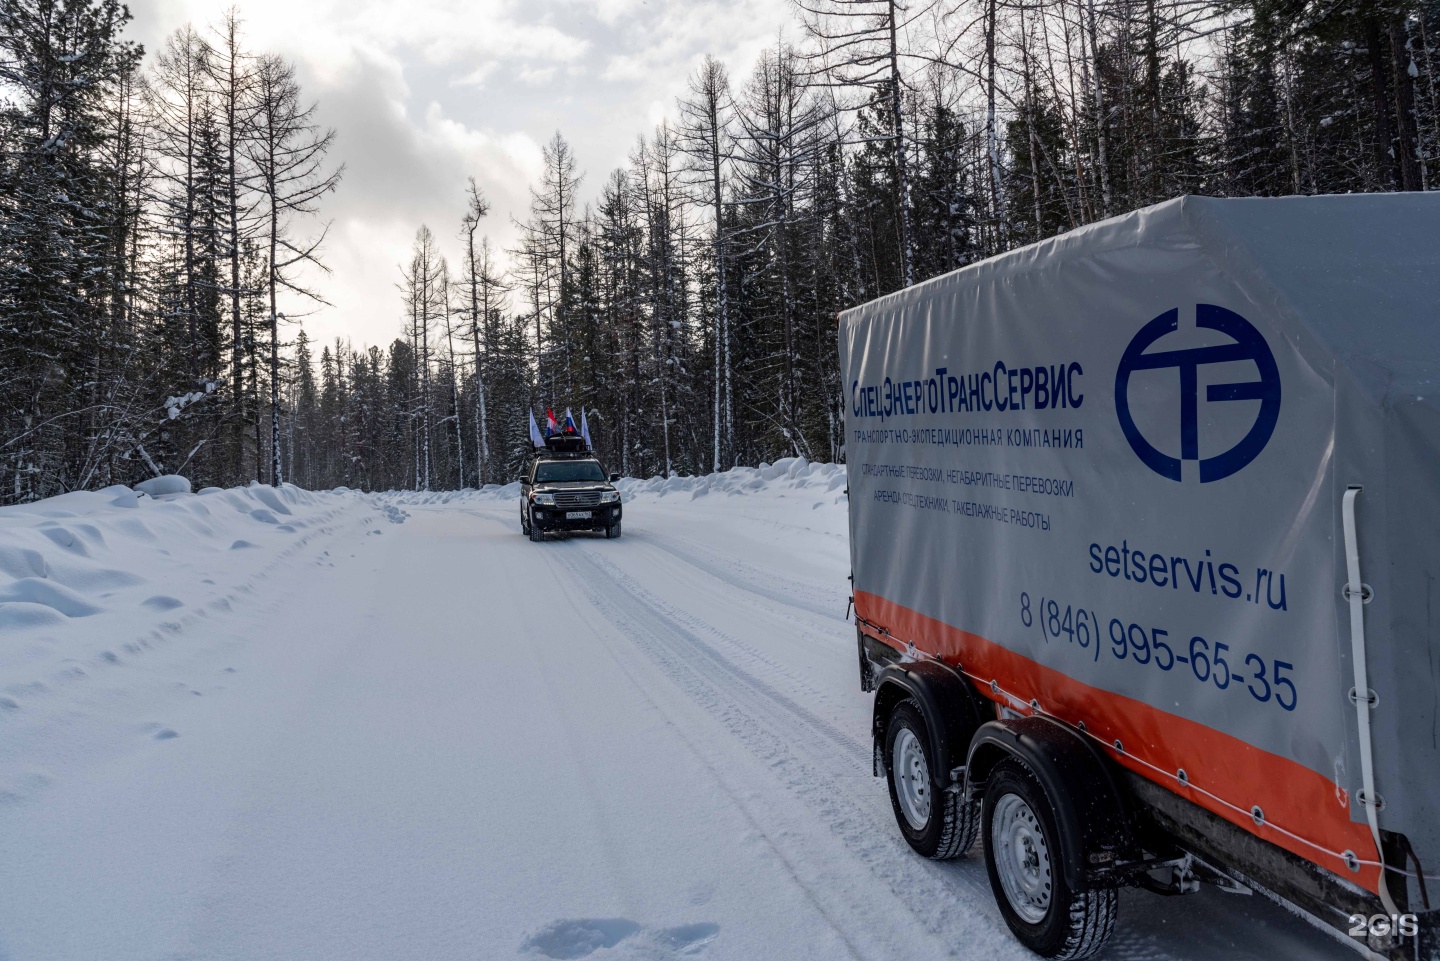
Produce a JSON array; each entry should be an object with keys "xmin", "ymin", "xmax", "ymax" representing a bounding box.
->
[{"xmin": 0, "ymin": 468, "xmax": 1354, "ymax": 960}]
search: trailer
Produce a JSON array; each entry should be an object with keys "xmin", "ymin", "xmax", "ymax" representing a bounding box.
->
[{"xmin": 838, "ymin": 194, "xmax": 1440, "ymax": 960}]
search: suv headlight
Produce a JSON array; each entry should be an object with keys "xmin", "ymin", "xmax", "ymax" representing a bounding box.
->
[
  {"xmin": 600, "ymin": 491, "xmax": 619, "ymax": 504},
  {"xmin": 533, "ymin": 493, "xmax": 555, "ymax": 506}
]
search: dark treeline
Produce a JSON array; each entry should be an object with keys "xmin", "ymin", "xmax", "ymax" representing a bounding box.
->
[
  {"xmin": 3, "ymin": 0, "xmax": 1437, "ymax": 499},
  {"xmin": 0, "ymin": 1, "xmax": 339, "ymax": 503}
]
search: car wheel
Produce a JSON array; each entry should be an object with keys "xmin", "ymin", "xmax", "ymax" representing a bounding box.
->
[
  {"xmin": 982, "ymin": 759, "xmax": 1116, "ymax": 959},
  {"xmin": 605, "ymin": 519, "xmax": 622, "ymax": 539},
  {"xmin": 521, "ymin": 508, "xmax": 530, "ymax": 535},
  {"xmin": 528, "ymin": 510, "xmax": 542, "ymax": 542},
  {"xmin": 884, "ymin": 699, "xmax": 976, "ymax": 860}
]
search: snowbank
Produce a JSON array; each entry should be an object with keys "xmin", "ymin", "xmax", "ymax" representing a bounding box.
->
[
  {"xmin": 134, "ymin": 474, "xmax": 193, "ymax": 497},
  {"xmin": 0, "ymin": 459, "xmax": 845, "ymax": 642},
  {"xmin": 0, "ymin": 460, "xmax": 850, "ymax": 727},
  {"xmin": 0, "ymin": 483, "xmax": 375, "ymax": 712},
  {"xmin": 617, "ymin": 457, "xmax": 848, "ymax": 500},
  {"xmin": 379, "ymin": 457, "xmax": 850, "ymax": 508}
]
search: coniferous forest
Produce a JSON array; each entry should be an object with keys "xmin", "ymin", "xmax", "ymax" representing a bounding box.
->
[{"xmin": 2, "ymin": 0, "xmax": 1437, "ymax": 500}]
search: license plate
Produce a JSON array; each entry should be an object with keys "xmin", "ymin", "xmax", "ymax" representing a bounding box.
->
[{"xmin": 565, "ymin": 511, "xmax": 591, "ymax": 519}]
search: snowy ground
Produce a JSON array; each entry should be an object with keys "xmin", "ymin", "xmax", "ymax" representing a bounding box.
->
[{"xmin": 0, "ymin": 464, "xmax": 1355, "ymax": 960}]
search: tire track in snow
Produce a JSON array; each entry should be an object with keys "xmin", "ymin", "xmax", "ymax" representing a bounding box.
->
[
  {"xmin": 542, "ymin": 539, "xmax": 1029, "ymax": 960},
  {"xmin": 453, "ymin": 501, "xmax": 848, "ymax": 706},
  {"xmin": 454, "ymin": 499, "xmax": 842, "ymax": 625},
  {"xmin": 550, "ymin": 537, "xmax": 1218, "ymax": 961},
  {"xmin": 635, "ymin": 529, "xmax": 843, "ymax": 620},
  {"xmin": 502, "ymin": 530, "xmax": 870, "ymax": 959},
  {"xmin": 534, "ymin": 547, "xmax": 883, "ymax": 960}
]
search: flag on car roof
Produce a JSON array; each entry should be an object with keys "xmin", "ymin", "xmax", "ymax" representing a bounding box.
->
[
  {"xmin": 528, "ymin": 410, "xmax": 545, "ymax": 448},
  {"xmin": 580, "ymin": 409, "xmax": 592, "ymax": 449},
  {"xmin": 546, "ymin": 409, "xmax": 558, "ymax": 436},
  {"xmin": 562, "ymin": 409, "xmax": 578, "ymax": 434}
]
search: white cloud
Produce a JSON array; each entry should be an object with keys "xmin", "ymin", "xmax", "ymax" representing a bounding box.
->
[
  {"xmin": 517, "ymin": 64, "xmax": 559, "ymax": 85},
  {"xmin": 127, "ymin": 0, "xmax": 797, "ymax": 348},
  {"xmin": 453, "ymin": 62, "xmax": 501, "ymax": 89}
]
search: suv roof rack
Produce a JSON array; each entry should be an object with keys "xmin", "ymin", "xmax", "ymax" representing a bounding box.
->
[
  {"xmin": 531, "ymin": 433, "xmax": 598, "ymax": 462},
  {"xmin": 543, "ymin": 434, "xmax": 589, "ymax": 453}
]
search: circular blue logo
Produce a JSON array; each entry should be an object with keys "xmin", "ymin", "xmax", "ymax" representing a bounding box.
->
[{"xmin": 1114, "ymin": 305, "xmax": 1281, "ymax": 483}]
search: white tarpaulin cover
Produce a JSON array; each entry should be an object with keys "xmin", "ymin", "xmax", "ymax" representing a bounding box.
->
[{"xmin": 839, "ymin": 193, "xmax": 1440, "ymax": 900}]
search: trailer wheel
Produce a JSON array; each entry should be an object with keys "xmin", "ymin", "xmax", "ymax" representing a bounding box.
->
[
  {"xmin": 982, "ymin": 759, "xmax": 1116, "ymax": 960},
  {"xmin": 884, "ymin": 699, "xmax": 977, "ymax": 859}
]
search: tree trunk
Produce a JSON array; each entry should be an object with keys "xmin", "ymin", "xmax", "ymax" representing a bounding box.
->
[
  {"xmin": 269, "ymin": 193, "xmax": 282, "ymax": 486},
  {"xmin": 709, "ymin": 101, "xmax": 730, "ymax": 472},
  {"xmin": 986, "ymin": 0, "xmax": 1007, "ymax": 242},
  {"xmin": 1390, "ymin": 17, "xmax": 1422, "ymax": 191},
  {"xmin": 227, "ymin": 38, "xmax": 246, "ymax": 480},
  {"xmin": 888, "ymin": 0, "xmax": 915, "ymax": 287},
  {"xmin": 1366, "ymin": 15, "xmax": 1400, "ymax": 189},
  {"xmin": 467, "ymin": 232, "xmax": 489, "ymax": 487},
  {"xmin": 1086, "ymin": 0, "xmax": 1113, "ymax": 215}
]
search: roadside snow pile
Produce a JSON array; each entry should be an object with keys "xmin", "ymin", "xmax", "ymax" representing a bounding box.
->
[
  {"xmin": 134, "ymin": 474, "xmax": 193, "ymax": 497},
  {"xmin": 0, "ymin": 483, "xmax": 368, "ymax": 713},
  {"xmin": 616, "ymin": 457, "xmax": 848, "ymax": 501},
  {"xmin": 379, "ymin": 457, "xmax": 850, "ymax": 509}
]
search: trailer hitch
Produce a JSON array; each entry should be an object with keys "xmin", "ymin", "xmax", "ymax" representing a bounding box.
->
[
  {"xmin": 1134, "ymin": 856, "xmax": 1202, "ymax": 897},
  {"xmin": 1096, "ymin": 852, "xmax": 1251, "ymax": 897}
]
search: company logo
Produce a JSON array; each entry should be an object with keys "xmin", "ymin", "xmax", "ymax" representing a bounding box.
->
[{"xmin": 1115, "ymin": 305, "xmax": 1281, "ymax": 482}]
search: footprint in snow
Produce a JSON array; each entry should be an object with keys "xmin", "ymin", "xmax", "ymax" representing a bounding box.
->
[
  {"xmin": 522, "ymin": 919, "xmax": 638, "ymax": 959},
  {"xmin": 520, "ymin": 919, "xmax": 718, "ymax": 959},
  {"xmin": 152, "ymin": 728, "xmax": 179, "ymax": 740},
  {"xmin": 0, "ymin": 770, "xmax": 53, "ymax": 805},
  {"xmin": 142, "ymin": 595, "xmax": 184, "ymax": 611},
  {"xmin": 230, "ymin": 539, "xmax": 257, "ymax": 550}
]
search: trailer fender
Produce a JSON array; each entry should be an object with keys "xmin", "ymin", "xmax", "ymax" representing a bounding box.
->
[
  {"xmin": 871, "ymin": 662, "xmax": 986, "ymax": 789},
  {"xmin": 966, "ymin": 715, "xmax": 1138, "ymax": 891}
]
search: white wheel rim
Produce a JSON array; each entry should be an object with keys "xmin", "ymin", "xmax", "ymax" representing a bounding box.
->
[
  {"xmin": 992, "ymin": 793, "xmax": 1052, "ymax": 924},
  {"xmin": 893, "ymin": 728, "xmax": 931, "ymax": 830}
]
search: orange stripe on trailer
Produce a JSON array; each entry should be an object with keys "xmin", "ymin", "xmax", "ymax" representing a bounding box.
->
[{"xmin": 854, "ymin": 590, "xmax": 1383, "ymax": 894}]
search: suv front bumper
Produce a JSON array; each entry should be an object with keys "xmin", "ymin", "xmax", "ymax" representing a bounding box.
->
[{"xmin": 532, "ymin": 503, "xmax": 621, "ymax": 532}]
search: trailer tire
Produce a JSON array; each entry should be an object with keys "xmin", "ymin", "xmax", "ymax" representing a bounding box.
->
[
  {"xmin": 982, "ymin": 759, "xmax": 1116, "ymax": 960},
  {"xmin": 884, "ymin": 699, "xmax": 977, "ymax": 860}
]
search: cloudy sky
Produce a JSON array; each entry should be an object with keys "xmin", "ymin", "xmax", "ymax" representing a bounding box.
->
[{"xmin": 128, "ymin": 0, "xmax": 799, "ymax": 349}]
